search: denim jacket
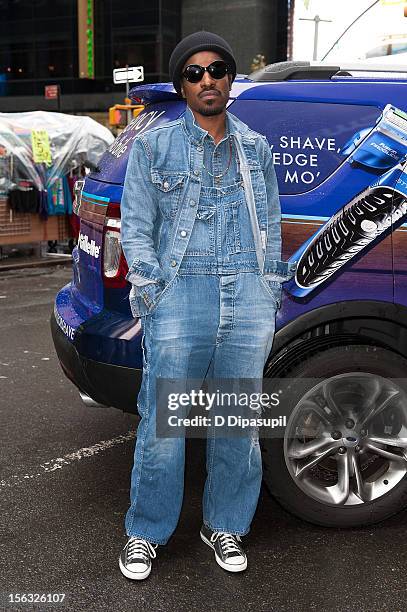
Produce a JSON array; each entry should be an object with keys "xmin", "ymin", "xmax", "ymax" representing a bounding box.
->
[{"xmin": 121, "ymin": 105, "xmax": 298, "ymax": 317}]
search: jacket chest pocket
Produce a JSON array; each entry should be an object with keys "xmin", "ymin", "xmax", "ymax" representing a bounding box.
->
[{"xmin": 151, "ymin": 171, "xmax": 186, "ymax": 219}]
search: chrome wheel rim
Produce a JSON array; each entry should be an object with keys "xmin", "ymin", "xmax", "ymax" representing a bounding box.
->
[{"xmin": 284, "ymin": 373, "xmax": 407, "ymax": 506}]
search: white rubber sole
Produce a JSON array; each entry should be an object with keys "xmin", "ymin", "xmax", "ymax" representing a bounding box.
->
[
  {"xmin": 118, "ymin": 556, "xmax": 152, "ymax": 580},
  {"xmin": 200, "ymin": 531, "xmax": 248, "ymax": 572}
]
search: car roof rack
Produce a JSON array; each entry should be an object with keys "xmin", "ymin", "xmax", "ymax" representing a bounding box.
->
[{"xmin": 247, "ymin": 60, "xmax": 407, "ymax": 81}]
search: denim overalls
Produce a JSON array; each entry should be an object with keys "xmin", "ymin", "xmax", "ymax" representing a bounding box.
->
[{"xmin": 124, "ymin": 108, "xmax": 286, "ymax": 545}]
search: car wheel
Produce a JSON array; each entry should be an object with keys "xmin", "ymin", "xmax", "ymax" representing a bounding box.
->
[{"xmin": 261, "ymin": 345, "xmax": 407, "ymax": 527}]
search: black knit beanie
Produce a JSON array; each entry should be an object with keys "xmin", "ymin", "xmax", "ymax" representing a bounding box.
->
[{"xmin": 169, "ymin": 31, "xmax": 237, "ymax": 96}]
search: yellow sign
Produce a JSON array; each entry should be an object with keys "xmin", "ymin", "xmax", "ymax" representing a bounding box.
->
[
  {"xmin": 380, "ymin": 0, "xmax": 405, "ymax": 5},
  {"xmin": 31, "ymin": 129, "xmax": 52, "ymax": 166}
]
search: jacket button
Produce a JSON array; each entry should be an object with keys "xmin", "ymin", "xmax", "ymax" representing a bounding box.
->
[
  {"xmin": 163, "ymin": 181, "xmax": 169, "ymax": 190},
  {"xmin": 193, "ymin": 169, "xmax": 199, "ymax": 176},
  {"xmin": 197, "ymin": 146, "xmax": 203, "ymax": 152},
  {"xmin": 170, "ymin": 259, "xmax": 177, "ymax": 267},
  {"xmin": 189, "ymin": 199, "xmax": 196, "ymax": 207},
  {"xmin": 180, "ymin": 230, "xmax": 187, "ymax": 237}
]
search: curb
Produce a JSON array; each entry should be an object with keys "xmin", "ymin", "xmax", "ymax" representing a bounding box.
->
[{"xmin": 0, "ymin": 256, "xmax": 72, "ymax": 273}]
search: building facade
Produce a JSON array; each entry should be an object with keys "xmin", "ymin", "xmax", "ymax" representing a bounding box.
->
[{"xmin": 0, "ymin": 0, "xmax": 289, "ymax": 113}]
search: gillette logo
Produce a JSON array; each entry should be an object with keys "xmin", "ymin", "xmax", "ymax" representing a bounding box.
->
[{"xmin": 78, "ymin": 233, "xmax": 100, "ymax": 259}]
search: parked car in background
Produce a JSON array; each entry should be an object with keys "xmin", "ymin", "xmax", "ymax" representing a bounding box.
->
[
  {"xmin": 362, "ymin": 35, "xmax": 407, "ymax": 63},
  {"xmin": 51, "ymin": 61, "xmax": 407, "ymax": 529},
  {"xmin": 365, "ymin": 36, "xmax": 407, "ymax": 60}
]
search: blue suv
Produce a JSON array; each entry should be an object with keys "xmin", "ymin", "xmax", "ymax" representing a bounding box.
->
[{"xmin": 51, "ymin": 61, "xmax": 407, "ymax": 528}]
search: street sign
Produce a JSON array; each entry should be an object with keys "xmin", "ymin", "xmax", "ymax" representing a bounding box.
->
[
  {"xmin": 113, "ymin": 66, "xmax": 144, "ymax": 84},
  {"xmin": 45, "ymin": 85, "xmax": 59, "ymax": 99},
  {"xmin": 45, "ymin": 84, "xmax": 61, "ymax": 111}
]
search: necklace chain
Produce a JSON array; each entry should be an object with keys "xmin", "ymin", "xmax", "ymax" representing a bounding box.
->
[{"xmin": 202, "ymin": 137, "xmax": 233, "ymax": 179}]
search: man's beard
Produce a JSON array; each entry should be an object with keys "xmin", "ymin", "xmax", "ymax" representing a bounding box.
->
[{"xmin": 197, "ymin": 100, "xmax": 225, "ymax": 117}]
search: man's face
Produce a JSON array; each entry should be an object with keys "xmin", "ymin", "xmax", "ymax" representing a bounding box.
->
[{"xmin": 180, "ymin": 50, "xmax": 232, "ymax": 117}]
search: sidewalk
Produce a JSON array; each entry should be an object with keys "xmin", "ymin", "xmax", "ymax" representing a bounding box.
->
[{"xmin": 0, "ymin": 253, "xmax": 72, "ymax": 272}]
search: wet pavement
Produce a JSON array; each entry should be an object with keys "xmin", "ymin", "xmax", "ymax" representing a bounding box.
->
[{"xmin": 0, "ymin": 265, "xmax": 406, "ymax": 612}]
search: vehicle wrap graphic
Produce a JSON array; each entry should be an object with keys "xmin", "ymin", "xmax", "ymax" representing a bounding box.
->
[
  {"xmin": 290, "ymin": 164, "xmax": 406, "ymax": 296},
  {"xmin": 72, "ymin": 218, "xmax": 104, "ymax": 317},
  {"xmin": 78, "ymin": 232, "xmax": 101, "ymax": 259},
  {"xmin": 53, "ymin": 284, "xmax": 85, "ymax": 342},
  {"xmin": 93, "ymin": 101, "xmax": 185, "ymax": 185},
  {"xmin": 231, "ymin": 98, "xmax": 381, "ymax": 195},
  {"xmin": 347, "ymin": 105, "xmax": 407, "ymax": 170},
  {"xmin": 284, "ymin": 104, "xmax": 407, "ymax": 298},
  {"xmin": 53, "ymin": 303, "xmax": 76, "ymax": 340}
]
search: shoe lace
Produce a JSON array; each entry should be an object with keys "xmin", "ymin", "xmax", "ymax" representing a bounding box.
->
[
  {"xmin": 210, "ymin": 531, "xmax": 242, "ymax": 554},
  {"xmin": 126, "ymin": 537, "xmax": 158, "ymax": 562}
]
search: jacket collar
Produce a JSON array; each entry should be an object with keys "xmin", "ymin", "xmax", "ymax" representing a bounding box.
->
[{"xmin": 182, "ymin": 104, "xmax": 249, "ymax": 145}]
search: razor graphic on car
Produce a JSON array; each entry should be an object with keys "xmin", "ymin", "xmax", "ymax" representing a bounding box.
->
[
  {"xmin": 287, "ymin": 105, "xmax": 407, "ymax": 298},
  {"xmin": 292, "ymin": 167, "xmax": 406, "ymax": 295},
  {"xmin": 343, "ymin": 105, "xmax": 407, "ymax": 170}
]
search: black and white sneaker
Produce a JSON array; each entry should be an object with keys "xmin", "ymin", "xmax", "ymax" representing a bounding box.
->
[
  {"xmin": 200, "ymin": 524, "xmax": 247, "ymax": 572},
  {"xmin": 119, "ymin": 536, "xmax": 158, "ymax": 580}
]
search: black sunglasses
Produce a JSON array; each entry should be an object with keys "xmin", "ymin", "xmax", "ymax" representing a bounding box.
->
[{"xmin": 182, "ymin": 60, "xmax": 231, "ymax": 83}]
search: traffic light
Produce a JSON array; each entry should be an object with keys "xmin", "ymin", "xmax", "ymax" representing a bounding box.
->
[
  {"xmin": 108, "ymin": 104, "xmax": 144, "ymax": 127},
  {"xmin": 109, "ymin": 107, "xmax": 122, "ymax": 126}
]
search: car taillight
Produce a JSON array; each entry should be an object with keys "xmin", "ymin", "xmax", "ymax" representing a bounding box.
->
[{"xmin": 102, "ymin": 203, "xmax": 128, "ymax": 288}]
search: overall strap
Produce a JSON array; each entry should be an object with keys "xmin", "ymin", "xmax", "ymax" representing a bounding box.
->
[{"xmin": 234, "ymin": 133, "xmax": 265, "ymax": 273}]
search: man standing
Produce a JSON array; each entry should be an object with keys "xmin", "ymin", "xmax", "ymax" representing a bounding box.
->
[{"xmin": 119, "ymin": 31, "xmax": 297, "ymax": 579}]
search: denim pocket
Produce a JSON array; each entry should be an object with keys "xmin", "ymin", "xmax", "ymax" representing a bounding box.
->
[
  {"xmin": 150, "ymin": 274, "xmax": 180, "ymax": 316},
  {"xmin": 129, "ymin": 281, "xmax": 165, "ymax": 318},
  {"xmin": 151, "ymin": 171, "xmax": 186, "ymax": 218},
  {"xmin": 224, "ymin": 197, "xmax": 261, "ymax": 254},
  {"xmin": 139, "ymin": 281, "xmax": 164, "ymax": 310},
  {"xmin": 129, "ymin": 288, "xmax": 143, "ymax": 318},
  {"xmin": 185, "ymin": 204, "xmax": 216, "ymax": 256},
  {"xmin": 257, "ymin": 273, "xmax": 282, "ymax": 309}
]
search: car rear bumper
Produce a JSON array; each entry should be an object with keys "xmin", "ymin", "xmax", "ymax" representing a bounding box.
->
[{"xmin": 50, "ymin": 310, "xmax": 141, "ymax": 414}]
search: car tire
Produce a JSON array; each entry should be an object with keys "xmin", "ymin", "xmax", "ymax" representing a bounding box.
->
[{"xmin": 261, "ymin": 345, "xmax": 407, "ymax": 527}]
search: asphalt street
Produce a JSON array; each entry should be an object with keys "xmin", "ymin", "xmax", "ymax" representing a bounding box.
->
[{"xmin": 0, "ymin": 265, "xmax": 406, "ymax": 612}]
